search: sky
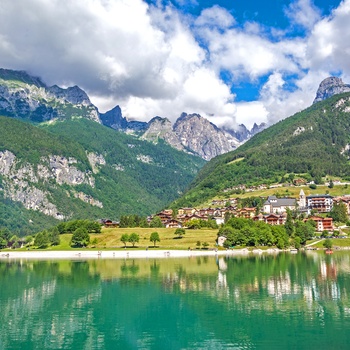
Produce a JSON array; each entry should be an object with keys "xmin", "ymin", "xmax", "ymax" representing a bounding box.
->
[{"xmin": 0, "ymin": 0, "xmax": 348, "ymax": 129}]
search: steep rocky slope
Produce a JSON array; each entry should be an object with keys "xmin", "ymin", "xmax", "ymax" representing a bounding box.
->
[
  {"xmin": 313, "ymin": 76, "xmax": 350, "ymax": 103},
  {"xmin": 141, "ymin": 113, "xmax": 242, "ymax": 160},
  {"xmin": 0, "ymin": 69, "xmax": 99, "ymax": 122}
]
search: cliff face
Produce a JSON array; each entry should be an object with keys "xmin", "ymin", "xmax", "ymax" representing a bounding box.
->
[
  {"xmin": 0, "ymin": 69, "xmax": 100, "ymax": 123},
  {"xmin": 314, "ymin": 77, "xmax": 350, "ymax": 103},
  {"xmin": 141, "ymin": 113, "xmax": 252, "ymax": 160},
  {"xmin": 173, "ymin": 113, "xmax": 240, "ymax": 160},
  {"xmin": 0, "ymin": 150, "xmax": 100, "ymax": 219},
  {"xmin": 100, "ymin": 105, "xmax": 147, "ymax": 132},
  {"xmin": 141, "ymin": 117, "xmax": 185, "ymax": 151}
]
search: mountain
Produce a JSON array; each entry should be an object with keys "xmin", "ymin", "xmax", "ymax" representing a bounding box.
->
[
  {"xmin": 0, "ymin": 68, "xmax": 266, "ymax": 161},
  {"xmin": 0, "ymin": 116, "xmax": 205, "ymax": 234},
  {"xmin": 313, "ymin": 76, "xmax": 350, "ymax": 103},
  {"xmin": 171, "ymin": 90, "xmax": 350, "ymax": 208},
  {"xmin": 99, "ymin": 105, "xmax": 147, "ymax": 132},
  {"xmin": 141, "ymin": 113, "xmax": 243, "ymax": 160},
  {"xmin": 0, "ymin": 68, "xmax": 100, "ymax": 123}
]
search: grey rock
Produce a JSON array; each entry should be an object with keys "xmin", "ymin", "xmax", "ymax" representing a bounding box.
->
[
  {"xmin": 314, "ymin": 77, "xmax": 350, "ymax": 103},
  {"xmin": 0, "ymin": 150, "xmax": 97, "ymax": 219},
  {"xmin": 47, "ymin": 85, "xmax": 91, "ymax": 105},
  {"xmin": 174, "ymin": 113, "xmax": 239, "ymax": 160},
  {"xmin": 142, "ymin": 117, "xmax": 184, "ymax": 151},
  {"xmin": 100, "ymin": 105, "xmax": 147, "ymax": 132},
  {"xmin": 141, "ymin": 113, "xmax": 241, "ymax": 160},
  {"xmin": 0, "ymin": 68, "xmax": 100, "ymax": 122}
]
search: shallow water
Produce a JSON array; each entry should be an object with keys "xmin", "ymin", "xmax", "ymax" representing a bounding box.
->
[{"xmin": 1, "ymin": 252, "xmax": 350, "ymax": 349}]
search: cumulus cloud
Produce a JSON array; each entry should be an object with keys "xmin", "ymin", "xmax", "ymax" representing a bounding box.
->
[
  {"xmin": 285, "ymin": 0, "xmax": 321, "ymax": 30},
  {"xmin": 0, "ymin": 0, "xmax": 349, "ymax": 130}
]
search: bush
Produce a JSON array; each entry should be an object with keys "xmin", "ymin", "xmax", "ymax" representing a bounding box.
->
[{"xmin": 71, "ymin": 227, "xmax": 90, "ymax": 248}]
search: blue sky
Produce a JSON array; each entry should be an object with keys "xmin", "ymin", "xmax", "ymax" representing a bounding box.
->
[{"xmin": 0, "ymin": 0, "xmax": 348, "ymax": 129}]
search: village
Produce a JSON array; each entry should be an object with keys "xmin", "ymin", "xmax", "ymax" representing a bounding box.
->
[{"xmin": 139, "ymin": 190, "xmax": 350, "ymax": 233}]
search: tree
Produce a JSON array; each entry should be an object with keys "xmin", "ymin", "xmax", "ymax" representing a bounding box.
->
[
  {"xmin": 34, "ymin": 231, "xmax": 49, "ymax": 248},
  {"xmin": 49, "ymin": 227, "xmax": 60, "ymax": 246},
  {"xmin": 329, "ymin": 202, "xmax": 348, "ymax": 223},
  {"xmin": 0, "ymin": 237, "xmax": 7, "ymax": 249},
  {"xmin": 321, "ymin": 230, "xmax": 328, "ymax": 238},
  {"xmin": 25, "ymin": 235, "xmax": 33, "ymax": 246},
  {"xmin": 128, "ymin": 232, "xmax": 139, "ymax": 247},
  {"xmin": 9, "ymin": 235, "xmax": 19, "ymax": 249},
  {"xmin": 293, "ymin": 236, "xmax": 301, "ymax": 249},
  {"xmin": 285, "ymin": 209, "xmax": 294, "ymax": 236},
  {"xmin": 150, "ymin": 216, "xmax": 163, "ymax": 228},
  {"xmin": 85, "ymin": 221, "xmax": 102, "ymax": 233},
  {"xmin": 121, "ymin": 234, "xmax": 129, "ymax": 247},
  {"xmin": 202, "ymin": 242, "xmax": 209, "ymax": 249},
  {"xmin": 323, "ymin": 238, "xmax": 333, "ymax": 249},
  {"xmin": 187, "ymin": 219, "xmax": 201, "ymax": 229},
  {"xmin": 139, "ymin": 217, "xmax": 149, "ymax": 228},
  {"xmin": 196, "ymin": 240, "xmax": 201, "ymax": 249},
  {"xmin": 71, "ymin": 227, "xmax": 90, "ymax": 248},
  {"xmin": 328, "ymin": 179, "xmax": 334, "ymax": 188},
  {"xmin": 150, "ymin": 232, "xmax": 160, "ymax": 247},
  {"xmin": 174, "ymin": 228, "xmax": 185, "ymax": 238}
]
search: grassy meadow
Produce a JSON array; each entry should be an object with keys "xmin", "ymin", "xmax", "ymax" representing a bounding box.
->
[{"xmin": 34, "ymin": 227, "xmax": 220, "ymax": 251}]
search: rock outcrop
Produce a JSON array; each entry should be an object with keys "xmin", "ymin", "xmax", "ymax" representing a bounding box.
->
[
  {"xmin": 313, "ymin": 77, "xmax": 350, "ymax": 103},
  {"xmin": 141, "ymin": 113, "xmax": 241, "ymax": 160},
  {"xmin": 173, "ymin": 113, "xmax": 240, "ymax": 160},
  {"xmin": 141, "ymin": 117, "xmax": 184, "ymax": 151},
  {"xmin": 100, "ymin": 105, "xmax": 147, "ymax": 133},
  {"xmin": 0, "ymin": 150, "xmax": 98, "ymax": 219},
  {"xmin": 0, "ymin": 68, "xmax": 100, "ymax": 123}
]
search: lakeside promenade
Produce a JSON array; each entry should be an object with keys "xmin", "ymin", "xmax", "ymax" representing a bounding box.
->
[{"xmin": 0, "ymin": 248, "xmax": 281, "ymax": 260}]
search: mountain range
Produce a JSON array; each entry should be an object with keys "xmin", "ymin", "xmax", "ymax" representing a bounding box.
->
[
  {"xmin": 0, "ymin": 68, "xmax": 262, "ymax": 161},
  {"xmin": 0, "ymin": 67, "xmax": 349, "ymax": 233}
]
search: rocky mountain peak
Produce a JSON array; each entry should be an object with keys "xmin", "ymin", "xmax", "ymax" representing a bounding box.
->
[
  {"xmin": 48, "ymin": 85, "xmax": 91, "ymax": 105},
  {"xmin": 100, "ymin": 105, "xmax": 147, "ymax": 132},
  {"xmin": 313, "ymin": 76, "xmax": 350, "ymax": 103},
  {"xmin": 99, "ymin": 105, "xmax": 127, "ymax": 130},
  {"xmin": 173, "ymin": 113, "xmax": 240, "ymax": 160},
  {"xmin": 0, "ymin": 68, "xmax": 46, "ymax": 87},
  {"xmin": 141, "ymin": 116, "xmax": 184, "ymax": 151},
  {"xmin": 0, "ymin": 68, "xmax": 100, "ymax": 123}
]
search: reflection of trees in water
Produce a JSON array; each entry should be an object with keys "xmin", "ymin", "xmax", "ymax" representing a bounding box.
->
[
  {"xmin": 57, "ymin": 261, "xmax": 100, "ymax": 288},
  {"xmin": 0, "ymin": 260, "xmax": 102, "ymax": 349},
  {"xmin": 121, "ymin": 259, "xmax": 140, "ymax": 276},
  {"xmin": 150, "ymin": 259, "xmax": 160, "ymax": 277},
  {"xmin": 2, "ymin": 255, "xmax": 350, "ymax": 349}
]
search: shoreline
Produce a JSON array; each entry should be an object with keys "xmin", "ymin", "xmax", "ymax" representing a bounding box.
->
[{"xmin": 0, "ymin": 248, "xmax": 281, "ymax": 260}]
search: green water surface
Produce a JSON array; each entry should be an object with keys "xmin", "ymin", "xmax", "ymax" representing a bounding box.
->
[{"xmin": 1, "ymin": 252, "xmax": 350, "ymax": 349}]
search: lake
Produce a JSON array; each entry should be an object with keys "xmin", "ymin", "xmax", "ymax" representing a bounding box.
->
[{"xmin": 1, "ymin": 252, "xmax": 350, "ymax": 349}]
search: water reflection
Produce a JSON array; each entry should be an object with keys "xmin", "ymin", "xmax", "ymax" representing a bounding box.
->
[{"xmin": 1, "ymin": 253, "xmax": 350, "ymax": 349}]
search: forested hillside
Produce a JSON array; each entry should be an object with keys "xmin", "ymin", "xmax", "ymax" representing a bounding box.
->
[
  {"xmin": 0, "ymin": 116, "xmax": 205, "ymax": 234},
  {"xmin": 171, "ymin": 92, "xmax": 350, "ymax": 208}
]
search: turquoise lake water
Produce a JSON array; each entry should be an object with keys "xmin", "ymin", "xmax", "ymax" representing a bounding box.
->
[{"xmin": 1, "ymin": 252, "xmax": 350, "ymax": 349}]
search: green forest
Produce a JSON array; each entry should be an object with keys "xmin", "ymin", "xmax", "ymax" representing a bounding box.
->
[{"xmin": 0, "ymin": 116, "xmax": 205, "ymax": 234}]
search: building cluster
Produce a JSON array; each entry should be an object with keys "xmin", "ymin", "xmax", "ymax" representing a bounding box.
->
[
  {"xmin": 101, "ymin": 190, "xmax": 350, "ymax": 232},
  {"xmin": 152, "ymin": 190, "xmax": 350, "ymax": 232}
]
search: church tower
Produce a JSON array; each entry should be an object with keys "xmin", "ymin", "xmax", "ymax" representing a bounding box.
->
[{"xmin": 298, "ymin": 189, "xmax": 306, "ymax": 208}]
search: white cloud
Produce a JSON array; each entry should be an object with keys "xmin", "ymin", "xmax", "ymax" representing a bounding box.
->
[
  {"xmin": 0, "ymin": 0, "xmax": 349, "ymax": 131},
  {"xmin": 285, "ymin": 0, "xmax": 321, "ymax": 30},
  {"xmin": 195, "ymin": 5, "xmax": 235, "ymax": 29}
]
